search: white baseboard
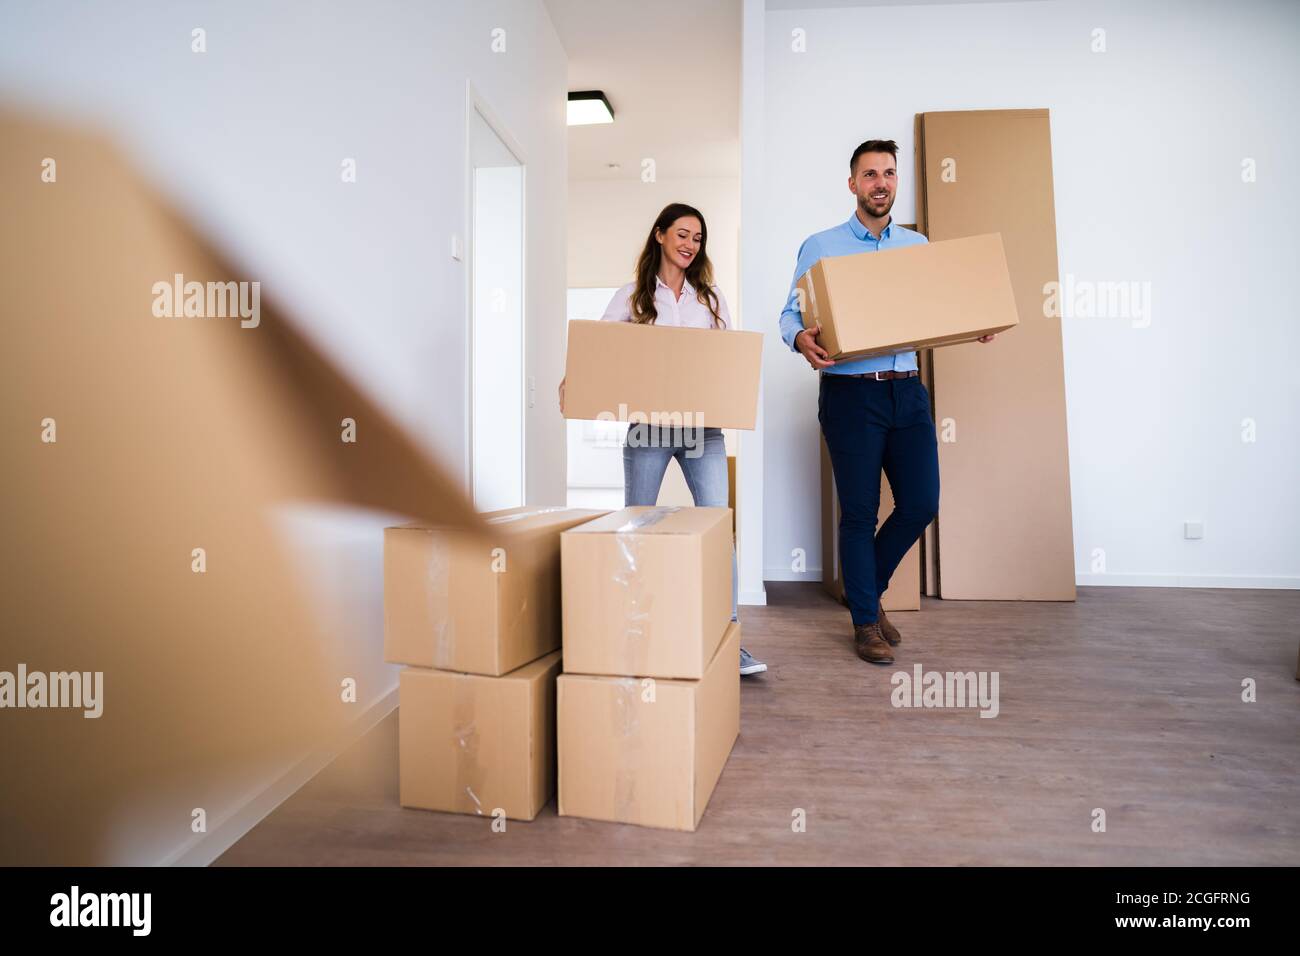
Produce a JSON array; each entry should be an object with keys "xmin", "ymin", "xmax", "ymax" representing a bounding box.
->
[
  {"xmin": 764, "ymin": 568, "xmax": 825, "ymax": 582},
  {"xmin": 1075, "ymin": 573, "xmax": 1300, "ymax": 589},
  {"xmin": 739, "ymin": 587, "xmax": 768, "ymax": 606},
  {"xmin": 763, "ymin": 569, "xmax": 1299, "ymax": 591},
  {"xmin": 162, "ymin": 684, "xmax": 400, "ymax": 867}
]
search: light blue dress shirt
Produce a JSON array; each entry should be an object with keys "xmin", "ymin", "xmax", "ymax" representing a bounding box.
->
[{"xmin": 779, "ymin": 214, "xmax": 930, "ymax": 375}]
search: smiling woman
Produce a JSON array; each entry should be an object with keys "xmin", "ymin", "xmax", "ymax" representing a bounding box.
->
[{"xmin": 625, "ymin": 202, "xmax": 727, "ymax": 329}]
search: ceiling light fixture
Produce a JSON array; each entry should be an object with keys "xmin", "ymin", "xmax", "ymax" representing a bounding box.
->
[{"xmin": 567, "ymin": 90, "xmax": 614, "ymax": 126}]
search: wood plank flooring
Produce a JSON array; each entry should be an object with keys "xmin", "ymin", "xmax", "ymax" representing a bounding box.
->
[{"xmin": 216, "ymin": 584, "xmax": 1300, "ymax": 866}]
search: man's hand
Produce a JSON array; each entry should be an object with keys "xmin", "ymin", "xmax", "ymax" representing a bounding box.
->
[
  {"xmin": 795, "ymin": 324, "xmax": 836, "ymax": 369},
  {"xmin": 977, "ymin": 334, "xmax": 997, "ymax": 344}
]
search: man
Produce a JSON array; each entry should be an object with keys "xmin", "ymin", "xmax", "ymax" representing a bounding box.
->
[{"xmin": 779, "ymin": 139, "xmax": 994, "ymax": 665}]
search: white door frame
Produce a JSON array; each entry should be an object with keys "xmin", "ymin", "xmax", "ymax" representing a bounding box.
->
[{"xmin": 464, "ymin": 82, "xmax": 528, "ymax": 508}]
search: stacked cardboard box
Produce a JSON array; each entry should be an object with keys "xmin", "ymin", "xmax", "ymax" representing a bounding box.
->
[
  {"xmin": 387, "ymin": 506, "xmax": 606, "ymax": 821},
  {"xmin": 557, "ymin": 506, "xmax": 740, "ymax": 831}
]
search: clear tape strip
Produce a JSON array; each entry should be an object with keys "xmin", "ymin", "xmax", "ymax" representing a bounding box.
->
[
  {"xmin": 428, "ymin": 531, "xmax": 454, "ymax": 669},
  {"xmin": 452, "ymin": 679, "xmax": 484, "ymax": 816},
  {"xmin": 803, "ymin": 270, "xmax": 820, "ymax": 322},
  {"xmin": 611, "ymin": 507, "xmax": 679, "ymax": 672},
  {"xmin": 614, "ymin": 505, "xmax": 681, "ymax": 534},
  {"xmin": 612, "ymin": 678, "xmax": 640, "ymax": 821},
  {"xmin": 485, "ymin": 506, "xmax": 571, "ymax": 526}
]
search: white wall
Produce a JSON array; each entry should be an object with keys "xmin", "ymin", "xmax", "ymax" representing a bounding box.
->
[
  {"xmin": 752, "ymin": 0, "xmax": 1300, "ymax": 589},
  {"xmin": 568, "ymin": 176, "xmax": 741, "ymax": 316},
  {"xmin": 0, "ymin": 0, "xmax": 568, "ymax": 862}
]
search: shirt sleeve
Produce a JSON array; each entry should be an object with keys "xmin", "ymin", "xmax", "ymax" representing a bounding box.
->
[
  {"xmin": 599, "ymin": 284, "xmax": 634, "ymax": 322},
  {"xmin": 779, "ymin": 235, "xmax": 822, "ymax": 352}
]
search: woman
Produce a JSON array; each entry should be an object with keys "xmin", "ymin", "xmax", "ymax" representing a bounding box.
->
[{"xmin": 563, "ymin": 202, "xmax": 766, "ymax": 677}]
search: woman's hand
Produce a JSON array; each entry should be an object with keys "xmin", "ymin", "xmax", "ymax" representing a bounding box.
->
[
  {"xmin": 977, "ymin": 334, "xmax": 997, "ymax": 344},
  {"xmin": 558, "ymin": 377, "xmax": 566, "ymax": 414}
]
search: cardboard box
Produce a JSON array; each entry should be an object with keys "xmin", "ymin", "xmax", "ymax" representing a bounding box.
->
[
  {"xmin": 918, "ymin": 108, "xmax": 1076, "ymax": 600},
  {"xmin": 562, "ymin": 319, "xmax": 763, "ymax": 430},
  {"xmin": 558, "ymin": 621, "xmax": 740, "ymax": 831},
  {"xmin": 399, "ymin": 651, "xmax": 561, "ymax": 821},
  {"xmin": 385, "ymin": 506, "xmax": 607, "ymax": 676},
  {"xmin": 796, "ymin": 233, "xmax": 1019, "ymax": 362},
  {"xmin": 820, "ymin": 436, "xmax": 920, "ymax": 611},
  {"xmin": 561, "ymin": 506, "xmax": 732, "ymax": 680}
]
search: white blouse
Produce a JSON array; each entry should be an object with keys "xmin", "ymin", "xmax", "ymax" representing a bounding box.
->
[{"xmin": 600, "ymin": 275, "xmax": 732, "ymax": 330}]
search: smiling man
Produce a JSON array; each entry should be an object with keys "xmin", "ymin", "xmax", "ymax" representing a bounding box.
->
[{"xmin": 779, "ymin": 139, "xmax": 994, "ymax": 665}]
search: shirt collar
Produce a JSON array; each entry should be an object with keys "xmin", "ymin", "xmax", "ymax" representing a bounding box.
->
[
  {"xmin": 655, "ymin": 273, "xmax": 695, "ymax": 296},
  {"xmin": 848, "ymin": 212, "xmax": 893, "ymax": 241}
]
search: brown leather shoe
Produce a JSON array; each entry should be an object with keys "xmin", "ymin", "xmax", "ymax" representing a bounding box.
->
[
  {"xmin": 854, "ymin": 623, "xmax": 895, "ymax": 664},
  {"xmin": 877, "ymin": 608, "xmax": 902, "ymax": 647}
]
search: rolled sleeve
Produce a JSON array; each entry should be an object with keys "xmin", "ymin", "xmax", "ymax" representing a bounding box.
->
[{"xmin": 779, "ymin": 236, "xmax": 821, "ymax": 352}]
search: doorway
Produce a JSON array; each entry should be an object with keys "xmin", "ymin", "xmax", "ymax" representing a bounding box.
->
[{"xmin": 469, "ymin": 100, "xmax": 525, "ymax": 512}]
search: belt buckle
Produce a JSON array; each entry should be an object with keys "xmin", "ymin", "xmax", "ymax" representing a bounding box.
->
[{"xmin": 872, "ymin": 371, "xmax": 888, "ymax": 381}]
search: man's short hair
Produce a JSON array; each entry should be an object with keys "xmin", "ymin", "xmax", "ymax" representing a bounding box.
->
[{"xmin": 850, "ymin": 139, "xmax": 899, "ymax": 172}]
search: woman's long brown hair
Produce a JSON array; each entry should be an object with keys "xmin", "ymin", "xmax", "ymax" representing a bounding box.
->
[{"xmin": 630, "ymin": 203, "xmax": 725, "ymax": 328}]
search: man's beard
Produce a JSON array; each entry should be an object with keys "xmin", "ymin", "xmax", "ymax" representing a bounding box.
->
[{"xmin": 858, "ymin": 193, "xmax": 895, "ymax": 218}]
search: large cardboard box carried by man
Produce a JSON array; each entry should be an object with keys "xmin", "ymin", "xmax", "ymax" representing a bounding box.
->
[{"xmin": 796, "ymin": 232, "xmax": 1019, "ymax": 362}]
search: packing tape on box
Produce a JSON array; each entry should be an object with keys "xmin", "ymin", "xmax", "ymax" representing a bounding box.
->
[
  {"xmin": 452, "ymin": 680, "xmax": 485, "ymax": 816},
  {"xmin": 427, "ymin": 531, "xmax": 456, "ymax": 669},
  {"xmin": 612, "ymin": 507, "xmax": 681, "ymax": 673},
  {"xmin": 801, "ymin": 272, "xmax": 821, "ymax": 322},
  {"xmin": 485, "ymin": 506, "xmax": 571, "ymax": 525},
  {"xmin": 611, "ymin": 678, "xmax": 641, "ymax": 821}
]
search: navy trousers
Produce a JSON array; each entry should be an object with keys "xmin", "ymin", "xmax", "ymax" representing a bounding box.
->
[{"xmin": 818, "ymin": 373, "xmax": 940, "ymax": 626}]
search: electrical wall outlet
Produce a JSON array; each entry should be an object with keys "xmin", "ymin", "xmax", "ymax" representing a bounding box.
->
[{"xmin": 1184, "ymin": 520, "xmax": 1204, "ymax": 540}]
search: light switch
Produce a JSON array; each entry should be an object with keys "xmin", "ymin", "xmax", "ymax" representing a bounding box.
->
[
  {"xmin": 451, "ymin": 234, "xmax": 463, "ymax": 261},
  {"xmin": 1184, "ymin": 521, "xmax": 1204, "ymax": 540}
]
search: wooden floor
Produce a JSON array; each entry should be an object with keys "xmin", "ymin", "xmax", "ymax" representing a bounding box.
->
[{"xmin": 217, "ymin": 584, "xmax": 1300, "ymax": 866}]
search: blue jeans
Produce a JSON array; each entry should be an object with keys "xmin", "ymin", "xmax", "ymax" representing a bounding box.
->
[
  {"xmin": 818, "ymin": 374, "xmax": 939, "ymax": 626},
  {"xmin": 623, "ymin": 425, "xmax": 738, "ymax": 619}
]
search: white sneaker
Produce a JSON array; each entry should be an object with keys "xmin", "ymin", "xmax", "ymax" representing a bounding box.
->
[{"xmin": 739, "ymin": 647, "xmax": 767, "ymax": 676}]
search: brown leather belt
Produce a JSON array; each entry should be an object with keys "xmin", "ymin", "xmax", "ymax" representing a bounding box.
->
[{"xmin": 831, "ymin": 370, "xmax": 919, "ymax": 380}]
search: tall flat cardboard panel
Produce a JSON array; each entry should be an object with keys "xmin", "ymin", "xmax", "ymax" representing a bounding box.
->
[
  {"xmin": 919, "ymin": 109, "xmax": 1076, "ymax": 600},
  {"xmin": 820, "ymin": 436, "xmax": 920, "ymax": 611}
]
